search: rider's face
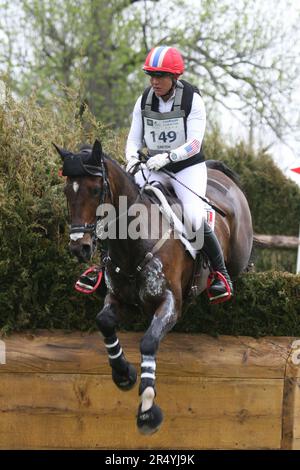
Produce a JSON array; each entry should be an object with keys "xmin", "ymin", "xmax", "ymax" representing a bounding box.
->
[{"xmin": 150, "ymin": 75, "xmax": 173, "ymax": 97}]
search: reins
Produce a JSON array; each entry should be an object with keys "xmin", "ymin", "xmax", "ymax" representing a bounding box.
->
[
  {"xmin": 72, "ymin": 154, "xmax": 172, "ymax": 280},
  {"xmin": 137, "ymin": 150, "xmax": 227, "ymax": 218}
]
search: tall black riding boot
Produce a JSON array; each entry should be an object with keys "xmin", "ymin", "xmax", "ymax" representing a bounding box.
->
[{"xmin": 203, "ymin": 221, "xmax": 233, "ymax": 302}]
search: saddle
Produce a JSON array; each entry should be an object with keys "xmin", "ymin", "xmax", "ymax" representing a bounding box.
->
[
  {"xmin": 144, "ymin": 181, "xmax": 185, "ymax": 222},
  {"xmin": 144, "ymin": 180, "xmax": 216, "ymax": 231},
  {"xmin": 144, "ymin": 181, "xmax": 215, "ymax": 300},
  {"xmin": 144, "ymin": 182, "xmax": 198, "ymax": 258}
]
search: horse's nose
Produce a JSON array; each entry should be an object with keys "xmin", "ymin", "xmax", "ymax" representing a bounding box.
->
[{"xmin": 69, "ymin": 241, "xmax": 92, "ymax": 262}]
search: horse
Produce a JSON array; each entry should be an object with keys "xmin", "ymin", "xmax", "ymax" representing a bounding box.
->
[{"xmin": 54, "ymin": 138, "xmax": 253, "ymax": 435}]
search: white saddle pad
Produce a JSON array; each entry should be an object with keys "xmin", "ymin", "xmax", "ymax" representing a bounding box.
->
[{"xmin": 145, "ymin": 184, "xmax": 198, "ymax": 259}]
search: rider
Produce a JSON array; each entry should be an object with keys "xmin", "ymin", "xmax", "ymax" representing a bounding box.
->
[{"xmin": 125, "ymin": 45, "xmax": 233, "ymax": 303}]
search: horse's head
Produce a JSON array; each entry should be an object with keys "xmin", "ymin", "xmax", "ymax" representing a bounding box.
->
[{"xmin": 54, "ymin": 139, "xmax": 107, "ymax": 262}]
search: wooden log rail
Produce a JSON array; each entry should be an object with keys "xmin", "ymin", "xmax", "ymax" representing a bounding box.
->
[
  {"xmin": 254, "ymin": 234, "xmax": 300, "ymax": 249},
  {"xmin": 0, "ymin": 330, "xmax": 300, "ymax": 450}
]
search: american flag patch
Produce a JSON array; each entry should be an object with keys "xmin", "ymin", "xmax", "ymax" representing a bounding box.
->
[{"xmin": 184, "ymin": 139, "xmax": 200, "ymax": 156}]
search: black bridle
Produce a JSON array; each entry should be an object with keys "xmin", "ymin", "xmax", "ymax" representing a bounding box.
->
[
  {"xmin": 66, "ymin": 151, "xmax": 177, "ymax": 279},
  {"xmin": 68, "ymin": 154, "xmax": 111, "ymax": 241}
]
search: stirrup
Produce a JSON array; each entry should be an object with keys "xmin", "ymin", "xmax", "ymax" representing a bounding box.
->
[
  {"xmin": 74, "ymin": 266, "xmax": 103, "ymax": 294},
  {"xmin": 207, "ymin": 271, "xmax": 232, "ymax": 305}
]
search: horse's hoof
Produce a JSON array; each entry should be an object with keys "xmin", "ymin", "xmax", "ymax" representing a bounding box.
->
[
  {"xmin": 136, "ymin": 403, "xmax": 163, "ymax": 435},
  {"xmin": 112, "ymin": 363, "xmax": 137, "ymax": 391}
]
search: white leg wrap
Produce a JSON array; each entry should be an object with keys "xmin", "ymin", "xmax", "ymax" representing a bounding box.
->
[{"xmin": 141, "ymin": 386, "xmax": 155, "ymax": 412}]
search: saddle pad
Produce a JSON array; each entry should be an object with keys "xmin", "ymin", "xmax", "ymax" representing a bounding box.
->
[
  {"xmin": 144, "ymin": 184, "xmax": 198, "ymax": 259},
  {"xmin": 144, "ymin": 181, "xmax": 185, "ymax": 223},
  {"xmin": 204, "ymin": 202, "xmax": 216, "ymax": 231}
]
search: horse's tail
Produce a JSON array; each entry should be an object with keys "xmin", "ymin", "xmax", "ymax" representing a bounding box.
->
[
  {"xmin": 244, "ymin": 239, "xmax": 256, "ymax": 272},
  {"xmin": 246, "ymin": 233, "xmax": 270, "ymax": 272},
  {"xmin": 205, "ymin": 159, "xmax": 243, "ymax": 192}
]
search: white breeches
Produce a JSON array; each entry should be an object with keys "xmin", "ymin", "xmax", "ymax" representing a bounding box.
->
[{"xmin": 135, "ymin": 162, "xmax": 207, "ymax": 231}]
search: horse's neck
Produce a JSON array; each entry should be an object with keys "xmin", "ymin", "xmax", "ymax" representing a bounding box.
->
[
  {"xmin": 107, "ymin": 159, "xmax": 140, "ymax": 206},
  {"xmin": 106, "ymin": 159, "xmax": 152, "ymax": 268}
]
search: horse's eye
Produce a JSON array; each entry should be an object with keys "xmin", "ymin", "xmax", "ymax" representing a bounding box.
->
[{"xmin": 91, "ymin": 187, "xmax": 101, "ymax": 197}]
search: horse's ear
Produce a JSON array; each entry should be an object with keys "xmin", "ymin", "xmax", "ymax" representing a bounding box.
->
[
  {"xmin": 52, "ymin": 142, "xmax": 70, "ymax": 160},
  {"xmin": 90, "ymin": 139, "xmax": 103, "ymax": 166}
]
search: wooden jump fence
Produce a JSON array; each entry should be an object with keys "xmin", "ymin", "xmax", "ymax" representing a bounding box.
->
[
  {"xmin": 254, "ymin": 234, "xmax": 300, "ymax": 249},
  {"xmin": 0, "ymin": 330, "xmax": 300, "ymax": 450}
]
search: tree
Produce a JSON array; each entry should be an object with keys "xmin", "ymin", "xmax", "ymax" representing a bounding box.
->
[
  {"xmin": 6, "ymin": 0, "xmax": 154, "ymax": 126},
  {"xmin": 139, "ymin": 0, "xmax": 300, "ymax": 146},
  {"xmin": 0, "ymin": 0, "xmax": 299, "ymax": 147}
]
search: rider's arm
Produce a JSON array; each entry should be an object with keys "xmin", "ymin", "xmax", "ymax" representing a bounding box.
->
[
  {"xmin": 125, "ymin": 95, "xmax": 143, "ymax": 160},
  {"xmin": 169, "ymin": 93, "xmax": 206, "ymax": 162}
]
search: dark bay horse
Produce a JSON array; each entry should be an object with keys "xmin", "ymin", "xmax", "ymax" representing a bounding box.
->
[{"xmin": 55, "ymin": 139, "xmax": 253, "ymax": 435}]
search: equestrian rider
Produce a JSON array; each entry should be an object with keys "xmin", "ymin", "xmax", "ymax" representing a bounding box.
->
[{"xmin": 125, "ymin": 45, "xmax": 233, "ymax": 303}]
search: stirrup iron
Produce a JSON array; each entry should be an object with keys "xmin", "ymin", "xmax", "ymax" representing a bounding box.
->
[
  {"xmin": 207, "ymin": 271, "xmax": 232, "ymax": 305},
  {"xmin": 74, "ymin": 266, "xmax": 103, "ymax": 294}
]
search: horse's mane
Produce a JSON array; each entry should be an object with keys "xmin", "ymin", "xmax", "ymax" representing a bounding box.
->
[
  {"xmin": 206, "ymin": 159, "xmax": 245, "ymax": 193},
  {"xmin": 107, "ymin": 154, "xmax": 140, "ymax": 188}
]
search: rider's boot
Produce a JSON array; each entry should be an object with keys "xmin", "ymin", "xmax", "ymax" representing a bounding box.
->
[{"xmin": 203, "ymin": 221, "xmax": 233, "ymax": 303}]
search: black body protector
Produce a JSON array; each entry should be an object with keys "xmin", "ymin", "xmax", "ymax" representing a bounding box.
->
[
  {"xmin": 141, "ymin": 79, "xmax": 205, "ymax": 173},
  {"xmin": 141, "ymin": 80, "xmax": 233, "ymax": 304}
]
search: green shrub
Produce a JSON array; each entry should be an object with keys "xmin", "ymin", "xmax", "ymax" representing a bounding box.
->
[
  {"xmin": 203, "ymin": 131, "xmax": 300, "ymax": 273},
  {"xmin": 0, "ymin": 89, "xmax": 104, "ymax": 334},
  {"xmin": 0, "ymin": 85, "xmax": 299, "ymax": 335},
  {"xmin": 117, "ymin": 272, "xmax": 300, "ymax": 337},
  {"xmin": 204, "ymin": 131, "xmax": 300, "ymax": 236},
  {"xmin": 179, "ymin": 271, "xmax": 300, "ymax": 337}
]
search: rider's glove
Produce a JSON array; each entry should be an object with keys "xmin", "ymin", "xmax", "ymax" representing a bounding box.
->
[
  {"xmin": 146, "ymin": 153, "xmax": 170, "ymax": 171},
  {"xmin": 126, "ymin": 156, "xmax": 140, "ymax": 174}
]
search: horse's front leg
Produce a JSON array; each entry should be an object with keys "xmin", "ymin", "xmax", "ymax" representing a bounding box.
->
[
  {"xmin": 96, "ymin": 293, "xmax": 137, "ymax": 391},
  {"xmin": 137, "ymin": 288, "xmax": 179, "ymax": 435}
]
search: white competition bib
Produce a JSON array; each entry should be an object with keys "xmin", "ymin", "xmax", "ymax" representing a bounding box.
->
[{"xmin": 143, "ymin": 115, "xmax": 186, "ymax": 154}]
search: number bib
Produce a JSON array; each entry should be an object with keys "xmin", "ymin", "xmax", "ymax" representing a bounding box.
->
[{"xmin": 143, "ymin": 112, "xmax": 186, "ymax": 155}]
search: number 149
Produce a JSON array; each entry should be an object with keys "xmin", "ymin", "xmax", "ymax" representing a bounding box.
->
[{"xmin": 150, "ymin": 131, "xmax": 176, "ymax": 143}]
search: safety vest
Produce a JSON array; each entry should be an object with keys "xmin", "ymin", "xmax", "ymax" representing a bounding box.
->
[{"xmin": 141, "ymin": 79, "xmax": 205, "ymax": 173}]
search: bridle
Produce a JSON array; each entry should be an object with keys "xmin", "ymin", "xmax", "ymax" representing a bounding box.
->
[
  {"xmin": 68, "ymin": 154, "xmax": 111, "ymax": 245},
  {"xmin": 67, "ymin": 153, "xmax": 173, "ymax": 280}
]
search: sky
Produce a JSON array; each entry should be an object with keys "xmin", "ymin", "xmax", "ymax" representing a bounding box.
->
[
  {"xmin": 1, "ymin": 0, "xmax": 300, "ymax": 187},
  {"xmin": 205, "ymin": 0, "xmax": 300, "ymax": 187}
]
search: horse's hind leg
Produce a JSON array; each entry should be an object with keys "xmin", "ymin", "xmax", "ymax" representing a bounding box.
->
[
  {"xmin": 137, "ymin": 289, "xmax": 179, "ymax": 435},
  {"xmin": 96, "ymin": 293, "xmax": 137, "ymax": 391}
]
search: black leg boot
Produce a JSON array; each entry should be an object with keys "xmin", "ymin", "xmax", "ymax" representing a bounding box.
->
[{"xmin": 203, "ymin": 221, "xmax": 233, "ymax": 302}]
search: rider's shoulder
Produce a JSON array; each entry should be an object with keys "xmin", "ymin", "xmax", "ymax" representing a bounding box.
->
[
  {"xmin": 133, "ymin": 94, "xmax": 143, "ymax": 111},
  {"xmin": 191, "ymin": 91, "xmax": 205, "ymax": 108},
  {"xmin": 179, "ymin": 79, "xmax": 201, "ymax": 96}
]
